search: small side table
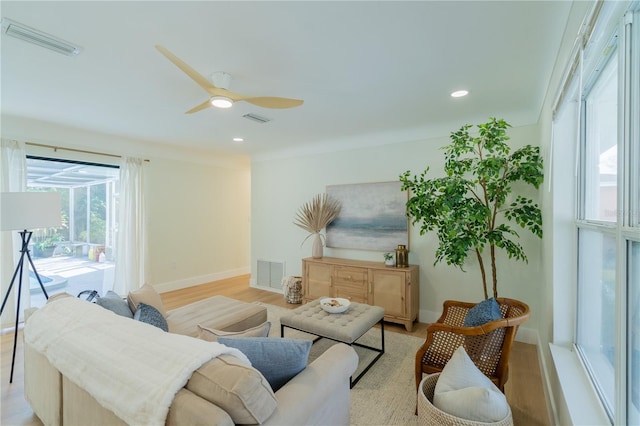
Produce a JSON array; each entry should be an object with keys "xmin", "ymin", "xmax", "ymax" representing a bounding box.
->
[{"xmin": 280, "ymin": 299, "xmax": 385, "ymax": 387}]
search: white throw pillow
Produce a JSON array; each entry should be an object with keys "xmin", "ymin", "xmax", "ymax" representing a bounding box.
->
[
  {"xmin": 433, "ymin": 346, "xmax": 510, "ymax": 422},
  {"xmin": 197, "ymin": 321, "xmax": 271, "ymax": 342}
]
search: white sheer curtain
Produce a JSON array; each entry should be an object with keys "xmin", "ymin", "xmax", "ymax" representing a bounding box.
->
[
  {"xmin": 108, "ymin": 157, "xmax": 146, "ymax": 296},
  {"xmin": 0, "ymin": 139, "xmax": 28, "ymax": 328}
]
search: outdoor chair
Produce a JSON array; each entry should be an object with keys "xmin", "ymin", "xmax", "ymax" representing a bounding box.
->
[{"xmin": 415, "ymin": 298, "xmax": 530, "ymax": 393}]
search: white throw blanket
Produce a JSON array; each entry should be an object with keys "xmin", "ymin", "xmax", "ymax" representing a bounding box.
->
[{"xmin": 24, "ymin": 295, "xmax": 250, "ymax": 426}]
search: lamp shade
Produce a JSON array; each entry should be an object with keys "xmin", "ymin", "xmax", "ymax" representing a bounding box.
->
[{"xmin": 1, "ymin": 192, "xmax": 62, "ymax": 231}]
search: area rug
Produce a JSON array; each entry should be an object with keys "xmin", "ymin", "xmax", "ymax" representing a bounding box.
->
[{"xmin": 257, "ymin": 302, "xmax": 423, "ymax": 425}]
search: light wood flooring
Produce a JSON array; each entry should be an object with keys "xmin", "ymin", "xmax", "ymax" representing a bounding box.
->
[{"xmin": 1, "ymin": 274, "xmax": 550, "ymax": 425}]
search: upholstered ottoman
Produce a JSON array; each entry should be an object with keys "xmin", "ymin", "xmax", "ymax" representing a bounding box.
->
[
  {"xmin": 166, "ymin": 295, "xmax": 268, "ymax": 337},
  {"xmin": 279, "ymin": 298, "xmax": 384, "ymax": 387}
]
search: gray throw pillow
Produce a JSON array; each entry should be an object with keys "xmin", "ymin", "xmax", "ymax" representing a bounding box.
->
[
  {"xmin": 217, "ymin": 337, "xmax": 311, "ymax": 391},
  {"xmin": 463, "ymin": 297, "xmax": 502, "ymax": 327},
  {"xmin": 133, "ymin": 302, "xmax": 169, "ymax": 332},
  {"xmin": 96, "ymin": 291, "xmax": 133, "ymax": 318}
]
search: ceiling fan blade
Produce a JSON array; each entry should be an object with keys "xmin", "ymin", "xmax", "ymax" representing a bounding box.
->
[
  {"xmin": 155, "ymin": 45, "xmax": 218, "ymax": 96},
  {"xmin": 185, "ymin": 99, "xmax": 212, "ymax": 114},
  {"xmin": 242, "ymin": 96, "xmax": 304, "ymax": 109}
]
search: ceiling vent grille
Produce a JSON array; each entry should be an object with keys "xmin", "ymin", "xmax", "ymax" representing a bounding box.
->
[
  {"xmin": 1, "ymin": 18, "xmax": 81, "ymax": 56},
  {"xmin": 243, "ymin": 113, "xmax": 271, "ymax": 124}
]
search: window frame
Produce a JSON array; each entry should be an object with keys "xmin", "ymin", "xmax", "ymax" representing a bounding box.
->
[{"xmin": 567, "ymin": 3, "xmax": 640, "ymax": 424}]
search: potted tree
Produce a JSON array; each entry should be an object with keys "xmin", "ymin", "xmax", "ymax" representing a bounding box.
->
[
  {"xmin": 399, "ymin": 117, "xmax": 543, "ymax": 299},
  {"xmin": 403, "ymin": 117, "xmax": 542, "ymax": 393}
]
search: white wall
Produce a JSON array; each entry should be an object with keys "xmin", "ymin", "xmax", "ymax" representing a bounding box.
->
[
  {"xmin": 251, "ymin": 124, "xmax": 543, "ymax": 339},
  {"xmin": 1, "ymin": 114, "xmax": 252, "ymax": 293}
]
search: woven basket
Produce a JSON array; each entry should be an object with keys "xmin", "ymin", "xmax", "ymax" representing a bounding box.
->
[
  {"xmin": 282, "ymin": 276, "xmax": 303, "ymax": 304},
  {"xmin": 417, "ymin": 374, "xmax": 514, "ymax": 426}
]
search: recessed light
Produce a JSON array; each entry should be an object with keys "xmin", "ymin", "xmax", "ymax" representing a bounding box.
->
[
  {"xmin": 233, "ymin": 137, "xmax": 244, "ymax": 142},
  {"xmin": 450, "ymin": 90, "xmax": 469, "ymax": 98}
]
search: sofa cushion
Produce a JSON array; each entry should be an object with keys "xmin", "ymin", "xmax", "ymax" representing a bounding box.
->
[
  {"xmin": 433, "ymin": 346, "xmax": 510, "ymax": 422},
  {"xmin": 197, "ymin": 321, "xmax": 271, "ymax": 342},
  {"xmin": 217, "ymin": 337, "xmax": 311, "ymax": 392},
  {"xmin": 186, "ymin": 354, "xmax": 277, "ymax": 424},
  {"xmin": 133, "ymin": 303, "xmax": 169, "ymax": 332},
  {"xmin": 463, "ymin": 297, "xmax": 502, "ymax": 327},
  {"xmin": 96, "ymin": 291, "xmax": 133, "ymax": 318},
  {"xmin": 127, "ymin": 284, "xmax": 167, "ymax": 317}
]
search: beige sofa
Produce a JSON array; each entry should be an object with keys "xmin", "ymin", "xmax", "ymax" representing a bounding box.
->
[{"xmin": 24, "ymin": 292, "xmax": 359, "ymax": 425}]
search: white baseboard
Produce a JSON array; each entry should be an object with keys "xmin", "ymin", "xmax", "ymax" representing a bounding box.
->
[{"xmin": 154, "ymin": 267, "xmax": 250, "ymax": 294}]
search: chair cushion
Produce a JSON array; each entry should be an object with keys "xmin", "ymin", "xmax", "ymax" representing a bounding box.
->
[
  {"xmin": 197, "ymin": 321, "xmax": 271, "ymax": 342},
  {"xmin": 463, "ymin": 297, "xmax": 502, "ymax": 327},
  {"xmin": 133, "ymin": 303, "xmax": 169, "ymax": 332},
  {"xmin": 217, "ymin": 337, "xmax": 311, "ymax": 391},
  {"xmin": 96, "ymin": 291, "xmax": 133, "ymax": 318},
  {"xmin": 433, "ymin": 346, "xmax": 510, "ymax": 422},
  {"xmin": 127, "ymin": 284, "xmax": 167, "ymax": 317},
  {"xmin": 186, "ymin": 354, "xmax": 277, "ymax": 424}
]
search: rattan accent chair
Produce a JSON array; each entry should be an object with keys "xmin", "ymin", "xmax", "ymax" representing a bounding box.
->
[{"xmin": 415, "ymin": 298, "xmax": 530, "ymax": 393}]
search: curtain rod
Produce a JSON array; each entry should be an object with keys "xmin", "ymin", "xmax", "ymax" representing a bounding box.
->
[{"xmin": 25, "ymin": 142, "xmax": 150, "ymax": 162}]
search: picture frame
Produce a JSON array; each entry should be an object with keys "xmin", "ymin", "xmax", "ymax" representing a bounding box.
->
[{"xmin": 326, "ymin": 181, "xmax": 408, "ymax": 251}]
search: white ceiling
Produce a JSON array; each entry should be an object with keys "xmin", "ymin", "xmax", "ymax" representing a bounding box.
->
[{"xmin": 1, "ymin": 1, "xmax": 573, "ymax": 160}]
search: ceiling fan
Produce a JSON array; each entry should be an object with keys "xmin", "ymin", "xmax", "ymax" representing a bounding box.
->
[{"xmin": 155, "ymin": 45, "xmax": 304, "ymax": 114}]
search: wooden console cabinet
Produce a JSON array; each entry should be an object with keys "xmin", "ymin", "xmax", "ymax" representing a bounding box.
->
[{"xmin": 302, "ymin": 257, "xmax": 419, "ymax": 331}]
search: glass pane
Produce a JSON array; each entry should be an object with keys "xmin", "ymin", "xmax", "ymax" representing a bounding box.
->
[
  {"xmin": 630, "ymin": 241, "xmax": 640, "ymax": 424},
  {"xmin": 584, "ymin": 50, "xmax": 618, "ymax": 222},
  {"xmin": 26, "ymin": 158, "xmax": 119, "ymax": 307},
  {"xmin": 577, "ymin": 229, "xmax": 616, "ymax": 413}
]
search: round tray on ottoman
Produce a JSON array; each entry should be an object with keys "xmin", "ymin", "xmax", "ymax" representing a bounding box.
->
[{"xmin": 417, "ymin": 373, "xmax": 514, "ymax": 426}]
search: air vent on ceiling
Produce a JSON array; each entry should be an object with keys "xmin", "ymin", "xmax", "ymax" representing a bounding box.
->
[
  {"xmin": 1, "ymin": 18, "xmax": 81, "ymax": 56},
  {"xmin": 243, "ymin": 113, "xmax": 271, "ymax": 124}
]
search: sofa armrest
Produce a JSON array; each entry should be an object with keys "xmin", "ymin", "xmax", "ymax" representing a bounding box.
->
[
  {"xmin": 263, "ymin": 343, "xmax": 358, "ymax": 426},
  {"xmin": 167, "ymin": 388, "xmax": 234, "ymax": 426}
]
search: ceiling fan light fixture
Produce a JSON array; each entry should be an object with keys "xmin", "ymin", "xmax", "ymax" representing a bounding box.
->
[{"xmin": 210, "ymin": 96, "xmax": 233, "ymax": 108}]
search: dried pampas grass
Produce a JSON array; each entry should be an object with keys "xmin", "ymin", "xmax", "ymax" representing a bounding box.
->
[{"xmin": 294, "ymin": 193, "xmax": 341, "ymax": 239}]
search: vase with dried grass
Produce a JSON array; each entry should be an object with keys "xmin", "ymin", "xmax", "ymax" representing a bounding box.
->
[{"xmin": 294, "ymin": 193, "xmax": 341, "ymax": 258}]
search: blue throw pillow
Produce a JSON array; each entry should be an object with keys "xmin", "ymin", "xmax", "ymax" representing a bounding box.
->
[
  {"xmin": 463, "ymin": 297, "xmax": 502, "ymax": 327},
  {"xmin": 217, "ymin": 337, "xmax": 312, "ymax": 392},
  {"xmin": 133, "ymin": 302, "xmax": 168, "ymax": 332},
  {"xmin": 96, "ymin": 290, "xmax": 133, "ymax": 318}
]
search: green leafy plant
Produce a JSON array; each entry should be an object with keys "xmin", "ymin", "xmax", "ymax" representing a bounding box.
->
[
  {"xmin": 399, "ymin": 118, "xmax": 543, "ymax": 299},
  {"xmin": 384, "ymin": 252, "xmax": 393, "ymax": 261}
]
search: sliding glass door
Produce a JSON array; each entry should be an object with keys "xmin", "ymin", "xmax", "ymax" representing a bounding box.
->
[{"xmin": 26, "ymin": 157, "xmax": 119, "ymax": 306}]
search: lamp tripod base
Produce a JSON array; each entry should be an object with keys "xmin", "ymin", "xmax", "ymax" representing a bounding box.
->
[{"xmin": 0, "ymin": 230, "xmax": 49, "ymax": 383}]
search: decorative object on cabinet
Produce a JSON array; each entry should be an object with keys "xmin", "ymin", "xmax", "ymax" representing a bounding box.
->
[
  {"xmin": 325, "ymin": 182, "xmax": 408, "ymax": 252},
  {"xmin": 293, "ymin": 193, "xmax": 341, "ymax": 259},
  {"xmin": 395, "ymin": 244, "xmax": 408, "ymax": 268},
  {"xmin": 399, "ymin": 117, "xmax": 543, "ymax": 300},
  {"xmin": 383, "ymin": 252, "xmax": 395, "ymax": 267},
  {"xmin": 301, "ymin": 257, "xmax": 419, "ymax": 331}
]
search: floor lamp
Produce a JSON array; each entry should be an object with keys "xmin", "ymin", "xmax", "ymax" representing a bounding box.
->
[{"xmin": 1, "ymin": 192, "xmax": 61, "ymax": 383}]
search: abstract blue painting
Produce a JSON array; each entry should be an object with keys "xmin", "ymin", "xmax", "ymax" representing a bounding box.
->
[{"xmin": 326, "ymin": 181, "xmax": 408, "ymax": 251}]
